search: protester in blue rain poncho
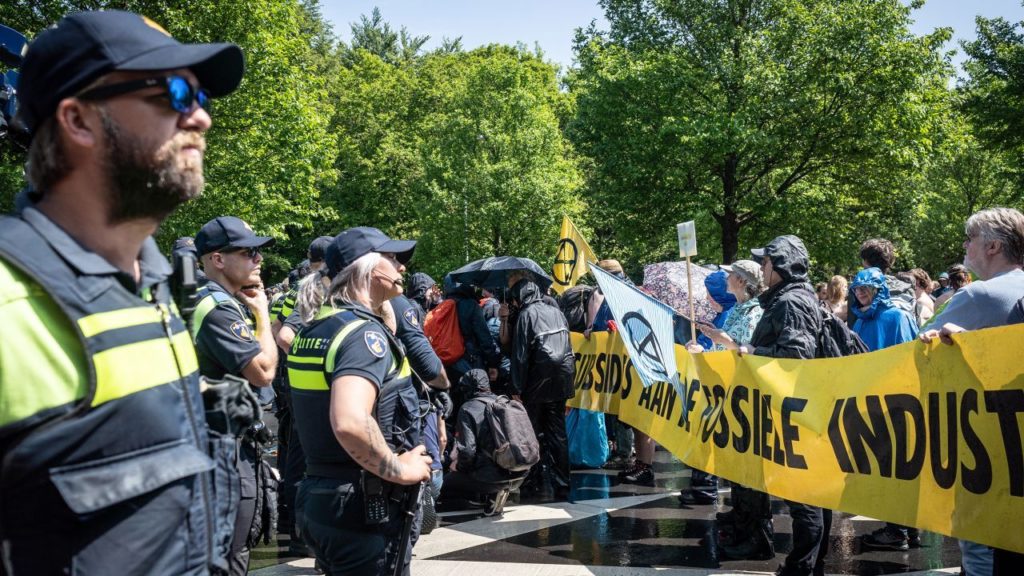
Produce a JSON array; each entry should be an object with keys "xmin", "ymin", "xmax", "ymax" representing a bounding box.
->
[
  {"xmin": 851, "ymin": 267, "xmax": 920, "ymax": 552},
  {"xmin": 697, "ymin": 270, "xmax": 737, "ymax": 350},
  {"xmin": 850, "ymin": 267, "xmax": 918, "ymax": 351}
]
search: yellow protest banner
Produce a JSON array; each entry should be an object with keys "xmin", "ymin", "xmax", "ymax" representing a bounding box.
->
[
  {"xmin": 552, "ymin": 216, "xmax": 597, "ymax": 294},
  {"xmin": 567, "ymin": 326, "xmax": 1024, "ymax": 553}
]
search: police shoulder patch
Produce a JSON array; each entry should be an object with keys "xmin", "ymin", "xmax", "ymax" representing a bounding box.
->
[
  {"xmin": 403, "ymin": 307, "xmax": 419, "ymax": 328},
  {"xmin": 364, "ymin": 330, "xmax": 388, "ymax": 358},
  {"xmin": 230, "ymin": 320, "xmax": 254, "ymax": 342}
]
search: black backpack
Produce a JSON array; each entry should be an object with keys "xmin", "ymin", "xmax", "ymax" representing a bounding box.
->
[
  {"xmin": 558, "ymin": 285, "xmax": 594, "ymax": 332},
  {"xmin": 816, "ymin": 306, "xmax": 870, "ymax": 358},
  {"xmin": 482, "ymin": 396, "xmax": 540, "ymax": 472}
]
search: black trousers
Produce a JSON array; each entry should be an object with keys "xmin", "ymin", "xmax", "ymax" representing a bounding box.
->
[
  {"xmin": 731, "ymin": 485, "xmax": 772, "ymax": 540},
  {"xmin": 281, "ymin": 414, "xmax": 307, "ymax": 540},
  {"xmin": 296, "ymin": 476, "xmax": 421, "ymax": 576},
  {"xmin": 525, "ymin": 401, "xmax": 571, "ymax": 489},
  {"xmin": 229, "ymin": 440, "xmax": 259, "ymax": 576},
  {"xmin": 781, "ymin": 501, "xmax": 832, "ymax": 576}
]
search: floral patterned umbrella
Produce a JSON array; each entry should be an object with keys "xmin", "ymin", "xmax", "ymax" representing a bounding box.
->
[{"xmin": 642, "ymin": 261, "xmax": 717, "ymax": 324}]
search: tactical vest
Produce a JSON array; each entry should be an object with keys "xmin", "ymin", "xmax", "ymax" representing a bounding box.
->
[
  {"xmin": 0, "ymin": 213, "xmax": 214, "ymax": 575},
  {"xmin": 191, "ymin": 284, "xmax": 255, "ymax": 342},
  {"xmin": 288, "ymin": 305, "xmax": 423, "ymax": 478},
  {"xmin": 277, "ymin": 287, "xmax": 298, "ymax": 320}
]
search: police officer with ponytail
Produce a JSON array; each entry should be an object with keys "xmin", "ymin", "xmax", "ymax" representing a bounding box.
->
[{"xmin": 289, "ymin": 227, "xmax": 433, "ymax": 576}]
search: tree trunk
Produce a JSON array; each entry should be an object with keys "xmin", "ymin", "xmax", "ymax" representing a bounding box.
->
[
  {"xmin": 491, "ymin": 224, "xmax": 502, "ymax": 256},
  {"xmin": 720, "ymin": 153, "xmax": 741, "ymax": 263},
  {"xmin": 721, "ymin": 209, "xmax": 740, "ymax": 264}
]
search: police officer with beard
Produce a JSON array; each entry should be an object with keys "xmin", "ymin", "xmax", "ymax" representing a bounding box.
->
[
  {"xmin": 288, "ymin": 227, "xmax": 432, "ymax": 575},
  {"xmin": 0, "ymin": 10, "xmax": 243, "ymax": 574}
]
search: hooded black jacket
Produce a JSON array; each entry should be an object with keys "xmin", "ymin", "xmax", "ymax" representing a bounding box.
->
[
  {"xmin": 509, "ymin": 279, "xmax": 576, "ymax": 402},
  {"xmin": 749, "ymin": 237, "xmax": 821, "ymax": 359},
  {"xmin": 406, "ymin": 272, "xmax": 436, "ymax": 318},
  {"xmin": 453, "ymin": 370, "xmax": 525, "ymax": 483}
]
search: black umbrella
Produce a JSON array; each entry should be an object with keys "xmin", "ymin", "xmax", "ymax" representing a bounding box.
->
[{"xmin": 449, "ymin": 256, "xmax": 553, "ymax": 292}]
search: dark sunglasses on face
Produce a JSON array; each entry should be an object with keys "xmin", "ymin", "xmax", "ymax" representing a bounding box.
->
[
  {"xmin": 77, "ymin": 75, "xmax": 211, "ymax": 115},
  {"xmin": 221, "ymin": 246, "xmax": 261, "ymax": 259}
]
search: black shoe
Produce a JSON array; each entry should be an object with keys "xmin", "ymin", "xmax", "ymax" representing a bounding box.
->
[
  {"xmin": 621, "ymin": 465, "xmax": 654, "ymax": 486},
  {"xmin": 862, "ymin": 526, "xmax": 909, "ymax": 551},
  {"xmin": 721, "ymin": 535, "xmax": 775, "ymax": 560},
  {"xmin": 616, "ymin": 460, "xmax": 640, "ymax": 479},
  {"xmin": 716, "ymin": 509, "xmax": 737, "ymax": 523},
  {"xmin": 678, "ymin": 491, "xmax": 716, "ymax": 505},
  {"xmin": 908, "ymin": 529, "xmax": 922, "ymax": 548}
]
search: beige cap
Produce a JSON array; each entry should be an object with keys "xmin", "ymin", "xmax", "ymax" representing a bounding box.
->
[{"xmin": 720, "ymin": 259, "xmax": 763, "ymax": 289}]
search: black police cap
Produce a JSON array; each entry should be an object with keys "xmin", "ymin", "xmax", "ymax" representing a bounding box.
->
[
  {"xmin": 325, "ymin": 227, "xmax": 415, "ymax": 279},
  {"xmin": 307, "ymin": 235, "xmax": 333, "ymax": 263},
  {"xmin": 16, "ymin": 10, "xmax": 244, "ymax": 137},
  {"xmin": 195, "ymin": 216, "xmax": 274, "ymax": 256}
]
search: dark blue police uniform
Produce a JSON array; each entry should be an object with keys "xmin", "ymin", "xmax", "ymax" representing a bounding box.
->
[
  {"xmin": 192, "ymin": 280, "xmax": 264, "ymax": 576},
  {"xmin": 289, "ymin": 303, "xmax": 424, "ymax": 576}
]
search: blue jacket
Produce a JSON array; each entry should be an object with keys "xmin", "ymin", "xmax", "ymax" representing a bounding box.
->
[
  {"xmin": 851, "ymin": 268, "xmax": 918, "ymax": 350},
  {"xmin": 699, "ymin": 270, "xmax": 736, "ymax": 350}
]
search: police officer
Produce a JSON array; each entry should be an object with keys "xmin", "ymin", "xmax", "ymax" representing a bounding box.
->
[
  {"xmin": 289, "ymin": 227, "xmax": 433, "ymax": 576},
  {"xmin": 193, "ymin": 216, "xmax": 279, "ymax": 575},
  {"xmin": 0, "ymin": 10, "xmax": 243, "ymax": 575},
  {"xmin": 173, "ymin": 236, "xmax": 208, "ymax": 284},
  {"xmin": 272, "ymin": 235, "xmax": 332, "ymax": 554}
]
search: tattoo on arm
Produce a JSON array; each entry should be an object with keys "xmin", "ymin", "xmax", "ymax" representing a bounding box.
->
[{"xmin": 350, "ymin": 413, "xmax": 403, "ymax": 481}]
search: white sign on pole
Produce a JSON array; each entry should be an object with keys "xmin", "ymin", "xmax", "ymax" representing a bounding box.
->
[{"xmin": 677, "ymin": 221, "xmax": 697, "ymax": 257}]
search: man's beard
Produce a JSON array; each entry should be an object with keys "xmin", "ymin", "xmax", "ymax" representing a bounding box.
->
[{"xmin": 100, "ymin": 110, "xmax": 206, "ymax": 223}]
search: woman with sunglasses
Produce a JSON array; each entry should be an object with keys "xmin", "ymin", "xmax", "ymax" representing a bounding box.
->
[{"xmin": 289, "ymin": 227, "xmax": 433, "ymax": 576}]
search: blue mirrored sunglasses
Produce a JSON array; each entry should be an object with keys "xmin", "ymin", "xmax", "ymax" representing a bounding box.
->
[{"xmin": 77, "ymin": 75, "xmax": 211, "ymax": 115}]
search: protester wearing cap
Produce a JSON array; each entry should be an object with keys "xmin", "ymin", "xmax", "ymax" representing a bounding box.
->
[
  {"xmin": 682, "ymin": 259, "xmax": 769, "ymax": 555},
  {"xmin": 192, "ymin": 215, "xmax": 277, "ymax": 576},
  {"xmin": 0, "ymin": 10, "xmax": 243, "ymax": 575},
  {"xmin": 288, "ymin": 227, "xmax": 432, "ymax": 576},
  {"xmin": 743, "ymin": 235, "xmax": 831, "ymax": 576},
  {"xmin": 932, "ymin": 270, "xmax": 952, "ymax": 299}
]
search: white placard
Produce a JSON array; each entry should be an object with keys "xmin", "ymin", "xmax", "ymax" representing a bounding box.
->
[{"xmin": 677, "ymin": 221, "xmax": 697, "ymax": 257}]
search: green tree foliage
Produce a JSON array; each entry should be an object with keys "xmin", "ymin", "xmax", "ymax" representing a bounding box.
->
[
  {"xmin": 0, "ymin": 0, "xmax": 338, "ymax": 280},
  {"xmin": 327, "ymin": 44, "xmax": 584, "ymax": 278},
  {"xmin": 961, "ymin": 10, "xmax": 1024, "ymax": 187},
  {"xmin": 911, "ymin": 106, "xmax": 1022, "ymax": 272},
  {"xmin": 340, "ymin": 7, "xmax": 430, "ymax": 65},
  {"xmin": 567, "ymin": 0, "xmax": 950, "ymax": 268}
]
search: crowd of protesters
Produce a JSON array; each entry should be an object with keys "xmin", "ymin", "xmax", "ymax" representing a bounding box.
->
[{"xmin": 246, "ymin": 207, "xmax": 1024, "ymax": 576}]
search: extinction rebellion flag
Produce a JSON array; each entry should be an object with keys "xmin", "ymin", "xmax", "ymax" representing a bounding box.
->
[
  {"xmin": 551, "ymin": 216, "xmax": 597, "ymax": 295},
  {"xmin": 590, "ymin": 264, "xmax": 679, "ymax": 391}
]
